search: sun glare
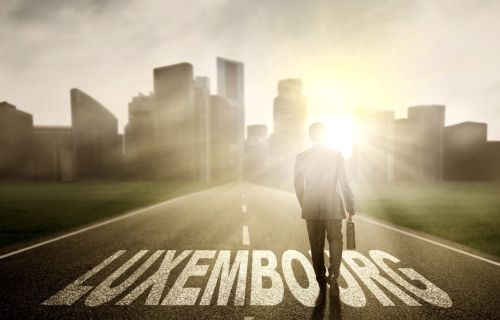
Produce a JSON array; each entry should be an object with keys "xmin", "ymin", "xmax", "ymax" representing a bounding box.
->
[
  {"xmin": 323, "ymin": 117, "xmax": 353, "ymax": 157},
  {"xmin": 305, "ymin": 79, "xmax": 355, "ymax": 157}
]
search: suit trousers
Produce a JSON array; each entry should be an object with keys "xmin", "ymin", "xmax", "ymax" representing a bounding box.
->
[{"xmin": 306, "ymin": 219, "xmax": 343, "ymax": 282}]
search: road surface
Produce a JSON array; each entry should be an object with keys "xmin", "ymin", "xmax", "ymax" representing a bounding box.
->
[{"xmin": 0, "ymin": 183, "xmax": 499, "ymax": 319}]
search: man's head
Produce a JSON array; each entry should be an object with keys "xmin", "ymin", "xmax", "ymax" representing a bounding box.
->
[{"xmin": 309, "ymin": 122, "xmax": 327, "ymax": 144}]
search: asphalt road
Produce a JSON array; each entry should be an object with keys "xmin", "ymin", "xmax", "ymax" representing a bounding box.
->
[{"xmin": 0, "ymin": 182, "xmax": 499, "ymax": 319}]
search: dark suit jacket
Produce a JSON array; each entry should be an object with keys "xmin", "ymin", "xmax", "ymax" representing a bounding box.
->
[{"xmin": 294, "ymin": 145, "xmax": 354, "ymax": 220}]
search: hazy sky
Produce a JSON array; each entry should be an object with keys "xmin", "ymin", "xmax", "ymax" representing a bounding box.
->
[{"xmin": 1, "ymin": 0, "xmax": 500, "ymax": 139}]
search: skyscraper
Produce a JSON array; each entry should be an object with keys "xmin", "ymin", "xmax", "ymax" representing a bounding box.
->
[
  {"xmin": 209, "ymin": 95, "xmax": 237, "ymax": 180},
  {"xmin": 407, "ymin": 105, "xmax": 445, "ymax": 181},
  {"xmin": 33, "ymin": 125, "xmax": 73, "ymax": 181},
  {"xmin": 0, "ymin": 101, "xmax": 34, "ymax": 179},
  {"xmin": 153, "ymin": 63, "xmax": 197, "ymax": 180},
  {"xmin": 71, "ymin": 88, "xmax": 121, "ymax": 179},
  {"xmin": 264, "ymin": 78, "xmax": 308, "ymax": 189},
  {"xmin": 271, "ymin": 78, "xmax": 308, "ymax": 156},
  {"xmin": 194, "ymin": 76, "xmax": 211, "ymax": 181},
  {"xmin": 124, "ymin": 92, "xmax": 156, "ymax": 178},
  {"xmin": 216, "ymin": 57, "xmax": 244, "ymax": 178},
  {"xmin": 444, "ymin": 122, "xmax": 488, "ymax": 180}
]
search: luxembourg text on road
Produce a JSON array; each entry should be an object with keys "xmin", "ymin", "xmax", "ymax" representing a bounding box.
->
[{"xmin": 43, "ymin": 249, "xmax": 452, "ymax": 308}]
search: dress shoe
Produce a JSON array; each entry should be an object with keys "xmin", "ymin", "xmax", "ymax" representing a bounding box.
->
[{"xmin": 328, "ymin": 276, "xmax": 339, "ymax": 297}]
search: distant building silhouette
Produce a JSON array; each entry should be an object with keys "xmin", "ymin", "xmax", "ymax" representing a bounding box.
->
[
  {"xmin": 271, "ymin": 78, "xmax": 308, "ymax": 155},
  {"xmin": 444, "ymin": 122, "xmax": 500, "ymax": 180},
  {"xmin": 194, "ymin": 76, "xmax": 212, "ymax": 181},
  {"xmin": 260, "ymin": 78, "xmax": 308, "ymax": 189},
  {"xmin": 71, "ymin": 88, "xmax": 122, "ymax": 179},
  {"xmin": 407, "ymin": 105, "xmax": 445, "ymax": 181},
  {"xmin": 217, "ymin": 57, "xmax": 245, "ymax": 178},
  {"xmin": 352, "ymin": 108, "xmax": 394, "ymax": 181},
  {"xmin": 209, "ymin": 95, "xmax": 237, "ymax": 180},
  {"xmin": 444, "ymin": 122, "xmax": 487, "ymax": 180},
  {"xmin": 122, "ymin": 59, "xmax": 242, "ymax": 182},
  {"xmin": 33, "ymin": 126, "xmax": 73, "ymax": 181},
  {"xmin": 353, "ymin": 105, "xmax": 445, "ymax": 182},
  {"xmin": 124, "ymin": 92, "xmax": 156, "ymax": 178},
  {"xmin": 0, "ymin": 102, "xmax": 34, "ymax": 179},
  {"xmin": 244, "ymin": 124, "xmax": 269, "ymax": 180},
  {"xmin": 3, "ymin": 59, "xmax": 500, "ymax": 183},
  {"xmin": 1, "ymin": 92, "xmax": 121, "ymax": 182},
  {"xmin": 154, "ymin": 63, "xmax": 198, "ymax": 180}
]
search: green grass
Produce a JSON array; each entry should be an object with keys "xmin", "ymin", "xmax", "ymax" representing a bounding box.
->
[
  {"xmin": 0, "ymin": 180, "xmax": 218, "ymax": 250},
  {"xmin": 353, "ymin": 182, "xmax": 500, "ymax": 257},
  {"xmin": 2, "ymin": 180, "xmax": 499, "ymax": 258}
]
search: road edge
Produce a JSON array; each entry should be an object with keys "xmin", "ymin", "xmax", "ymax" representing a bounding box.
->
[
  {"xmin": 249, "ymin": 182, "xmax": 500, "ymax": 267},
  {"xmin": 0, "ymin": 183, "xmax": 229, "ymax": 261}
]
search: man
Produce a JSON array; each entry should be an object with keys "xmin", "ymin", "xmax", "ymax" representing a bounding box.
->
[{"xmin": 294, "ymin": 122, "xmax": 354, "ymax": 300}]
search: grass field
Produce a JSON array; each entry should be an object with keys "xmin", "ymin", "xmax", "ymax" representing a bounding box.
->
[
  {"xmin": 353, "ymin": 182, "xmax": 500, "ymax": 257},
  {"xmin": 0, "ymin": 180, "xmax": 218, "ymax": 250},
  {"xmin": 1, "ymin": 180, "xmax": 499, "ymax": 258}
]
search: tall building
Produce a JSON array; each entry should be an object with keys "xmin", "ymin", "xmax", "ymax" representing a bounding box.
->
[
  {"xmin": 444, "ymin": 122, "xmax": 487, "ymax": 180},
  {"xmin": 444, "ymin": 122, "xmax": 500, "ymax": 181},
  {"xmin": 217, "ymin": 57, "xmax": 244, "ymax": 178},
  {"xmin": 71, "ymin": 88, "xmax": 121, "ymax": 179},
  {"xmin": 124, "ymin": 92, "xmax": 156, "ymax": 178},
  {"xmin": 352, "ymin": 105, "xmax": 445, "ymax": 182},
  {"xmin": 194, "ymin": 76, "xmax": 212, "ymax": 181},
  {"xmin": 0, "ymin": 101, "xmax": 34, "ymax": 179},
  {"xmin": 33, "ymin": 126, "xmax": 73, "ymax": 181},
  {"xmin": 209, "ymin": 95, "xmax": 237, "ymax": 180},
  {"xmin": 154, "ymin": 63, "xmax": 197, "ymax": 180},
  {"xmin": 407, "ymin": 105, "xmax": 445, "ymax": 181},
  {"xmin": 264, "ymin": 78, "xmax": 308, "ymax": 189},
  {"xmin": 271, "ymin": 78, "xmax": 308, "ymax": 155},
  {"xmin": 352, "ymin": 109, "xmax": 394, "ymax": 181}
]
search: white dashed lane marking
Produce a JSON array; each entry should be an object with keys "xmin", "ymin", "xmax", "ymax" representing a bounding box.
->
[
  {"xmin": 242, "ymin": 203, "xmax": 247, "ymax": 213},
  {"xmin": 242, "ymin": 226, "xmax": 250, "ymax": 246}
]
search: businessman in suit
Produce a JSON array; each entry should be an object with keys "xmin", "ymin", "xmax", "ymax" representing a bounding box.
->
[{"xmin": 294, "ymin": 122, "xmax": 354, "ymax": 299}]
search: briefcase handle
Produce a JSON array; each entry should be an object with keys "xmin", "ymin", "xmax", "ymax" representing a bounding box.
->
[{"xmin": 337, "ymin": 181, "xmax": 354, "ymax": 222}]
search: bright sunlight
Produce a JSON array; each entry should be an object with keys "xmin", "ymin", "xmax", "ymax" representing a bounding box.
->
[{"xmin": 305, "ymin": 79, "xmax": 355, "ymax": 157}]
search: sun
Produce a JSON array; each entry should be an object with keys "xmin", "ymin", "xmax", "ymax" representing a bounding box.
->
[
  {"xmin": 303, "ymin": 79, "xmax": 355, "ymax": 157},
  {"xmin": 307, "ymin": 116, "xmax": 353, "ymax": 157},
  {"xmin": 323, "ymin": 117, "xmax": 353, "ymax": 157}
]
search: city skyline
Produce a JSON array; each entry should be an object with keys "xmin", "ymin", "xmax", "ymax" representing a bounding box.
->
[{"xmin": 1, "ymin": 0, "xmax": 500, "ymax": 140}]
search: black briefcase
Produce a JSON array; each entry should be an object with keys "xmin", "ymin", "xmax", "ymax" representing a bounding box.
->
[{"xmin": 346, "ymin": 219, "xmax": 356, "ymax": 250}]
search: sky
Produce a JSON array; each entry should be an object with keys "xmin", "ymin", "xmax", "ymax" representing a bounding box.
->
[{"xmin": 1, "ymin": 0, "xmax": 500, "ymax": 139}]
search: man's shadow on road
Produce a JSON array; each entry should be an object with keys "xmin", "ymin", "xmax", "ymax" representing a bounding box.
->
[{"xmin": 310, "ymin": 292, "xmax": 342, "ymax": 320}]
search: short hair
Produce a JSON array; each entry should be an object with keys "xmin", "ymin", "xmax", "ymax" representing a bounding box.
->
[{"xmin": 309, "ymin": 122, "xmax": 326, "ymax": 142}]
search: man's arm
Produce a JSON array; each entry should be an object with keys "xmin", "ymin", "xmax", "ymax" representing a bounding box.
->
[
  {"xmin": 294, "ymin": 155, "xmax": 304, "ymax": 208},
  {"xmin": 337, "ymin": 155, "xmax": 355, "ymax": 217}
]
